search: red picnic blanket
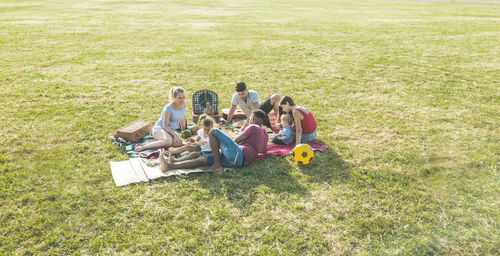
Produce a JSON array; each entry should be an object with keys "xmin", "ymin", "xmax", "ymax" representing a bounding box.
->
[{"xmin": 258, "ymin": 140, "xmax": 328, "ymax": 159}]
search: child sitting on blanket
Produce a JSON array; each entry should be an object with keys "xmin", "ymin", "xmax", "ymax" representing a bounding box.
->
[
  {"xmin": 271, "ymin": 114, "xmax": 295, "ymax": 145},
  {"xmin": 166, "ymin": 114, "xmax": 214, "ymax": 163}
]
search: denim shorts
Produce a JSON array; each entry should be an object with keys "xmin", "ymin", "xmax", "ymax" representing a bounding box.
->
[
  {"xmin": 205, "ymin": 129, "xmax": 244, "ymax": 168},
  {"xmin": 152, "ymin": 126, "xmax": 162, "ymax": 137},
  {"xmin": 301, "ymin": 129, "xmax": 317, "ymax": 143}
]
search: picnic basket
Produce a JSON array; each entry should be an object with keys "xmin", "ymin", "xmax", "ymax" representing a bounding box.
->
[
  {"xmin": 192, "ymin": 89, "xmax": 219, "ymax": 123},
  {"xmin": 222, "ymin": 108, "xmax": 246, "ymax": 120},
  {"xmin": 115, "ymin": 121, "xmax": 151, "ymax": 142}
]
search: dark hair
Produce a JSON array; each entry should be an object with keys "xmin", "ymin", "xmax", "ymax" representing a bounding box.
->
[
  {"xmin": 279, "ymin": 96, "xmax": 295, "ymax": 115},
  {"xmin": 235, "ymin": 82, "xmax": 247, "ymax": 92},
  {"xmin": 251, "ymin": 109, "xmax": 268, "ymax": 126},
  {"xmin": 279, "ymin": 96, "xmax": 295, "ymax": 106}
]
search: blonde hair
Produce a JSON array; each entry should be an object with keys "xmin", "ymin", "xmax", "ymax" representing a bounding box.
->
[
  {"xmin": 198, "ymin": 114, "xmax": 214, "ymax": 130},
  {"xmin": 281, "ymin": 114, "xmax": 293, "ymax": 125},
  {"xmin": 169, "ymin": 87, "xmax": 185, "ymax": 103}
]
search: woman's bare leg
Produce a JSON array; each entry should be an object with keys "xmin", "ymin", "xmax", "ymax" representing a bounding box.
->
[{"xmin": 135, "ymin": 130, "xmax": 173, "ymax": 152}]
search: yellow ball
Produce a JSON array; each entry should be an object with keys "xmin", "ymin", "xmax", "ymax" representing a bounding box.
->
[{"xmin": 292, "ymin": 144, "xmax": 314, "ymax": 165}]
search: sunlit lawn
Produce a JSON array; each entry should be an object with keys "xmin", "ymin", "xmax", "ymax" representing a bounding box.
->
[{"xmin": 0, "ymin": 0, "xmax": 499, "ymax": 254}]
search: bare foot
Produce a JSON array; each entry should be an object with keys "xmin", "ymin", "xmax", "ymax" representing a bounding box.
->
[
  {"xmin": 158, "ymin": 153, "xmax": 171, "ymax": 172},
  {"xmin": 209, "ymin": 164, "xmax": 224, "ymax": 173},
  {"xmin": 167, "ymin": 151, "xmax": 176, "ymax": 163}
]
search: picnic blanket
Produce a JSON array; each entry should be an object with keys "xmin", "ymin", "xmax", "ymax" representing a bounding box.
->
[
  {"xmin": 111, "ymin": 134, "xmax": 232, "ymax": 186},
  {"xmin": 258, "ymin": 140, "xmax": 328, "ymax": 158},
  {"xmin": 122, "ymin": 135, "xmax": 162, "ymax": 166},
  {"xmin": 111, "ymin": 129, "xmax": 327, "ymax": 186},
  {"xmin": 110, "ymin": 158, "xmax": 214, "ymax": 186}
]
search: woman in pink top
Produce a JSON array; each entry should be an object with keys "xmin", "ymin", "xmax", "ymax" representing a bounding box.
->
[{"xmin": 279, "ymin": 96, "xmax": 317, "ymax": 145}]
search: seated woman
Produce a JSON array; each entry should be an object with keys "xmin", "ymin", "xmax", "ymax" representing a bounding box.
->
[
  {"xmin": 135, "ymin": 87, "xmax": 186, "ymax": 152},
  {"xmin": 279, "ymin": 96, "xmax": 317, "ymax": 145}
]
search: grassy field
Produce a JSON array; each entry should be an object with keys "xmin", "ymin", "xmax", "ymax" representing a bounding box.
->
[{"xmin": 1, "ymin": 0, "xmax": 499, "ymax": 254}]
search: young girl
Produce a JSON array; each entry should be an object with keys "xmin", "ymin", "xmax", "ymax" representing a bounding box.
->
[
  {"xmin": 135, "ymin": 87, "xmax": 186, "ymax": 152},
  {"xmin": 271, "ymin": 114, "xmax": 295, "ymax": 145},
  {"xmin": 166, "ymin": 114, "xmax": 214, "ymax": 163}
]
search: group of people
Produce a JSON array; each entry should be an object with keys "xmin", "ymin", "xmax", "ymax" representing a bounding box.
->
[{"xmin": 135, "ymin": 82, "xmax": 318, "ymax": 172}]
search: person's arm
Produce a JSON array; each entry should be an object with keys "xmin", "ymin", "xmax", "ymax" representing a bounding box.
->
[
  {"xmin": 233, "ymin": 132, "xmax": 247, "ymax": 144},
  {"xmin": 249, "ymin": 102, "xmax": 259, "ymax": 110},
  {"xmin": 196, "ymin": 130, "xmax": 206, "ymax": 146},
  {"xmin": 226, "ymin": 104, "xmax": 237, "ymax": 124},
  {"xmin": 162, "ymin": 111, "xmax": 183, "ymax": 145},
  {"xmin": 273, "ymin": 100, "xmax": 280, "ymax": 121},
  {"xmin": 248, "ymin": 92, "xmax": 260, "ymax": 111},
  {"xmin": 235, "ymin": 124, "xmax": 257, "ymax": 144},
  {"xmin": 292, "ymin": 110, "xmax": 303, "ymax": 145},
  {"xmin": 261, "ymin": 132, "xmax": 268, "ymax": 153},
  {"xmin": 179, "ymin": 117, "xmax": 187, "ymax": 131},
  {"xmin": 275, "ymin": 130, "xmax": 284, "ymax": 140},
  {"xmin": 162, "ymin": 112, "xmax": 174, "ymax": 135},
  {"xmin": 282, "ymin": 128, "xmax": 294, "ymax": 142}
]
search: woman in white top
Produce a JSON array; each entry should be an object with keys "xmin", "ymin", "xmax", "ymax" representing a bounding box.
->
[{"xmin": 135, "ymin": 87, "xmax": 186, "ymax": 152}]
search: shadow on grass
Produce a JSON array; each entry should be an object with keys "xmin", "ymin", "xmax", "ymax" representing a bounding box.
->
[
  {"xmin": 185, "ymin": 158, "xmax": 308, "ymax": 209},
  {"xmin": 187, "ymin": 144, "xmax": 350, "ymax": 209},
  {"xmin": 297, "ymin": 146, "xmax": 351, "ymax": 185}
]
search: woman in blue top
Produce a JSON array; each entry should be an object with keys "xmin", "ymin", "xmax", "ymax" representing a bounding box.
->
[{"xmin": 135, "ymin": 87, "xmax": 187, "ymax": 152}]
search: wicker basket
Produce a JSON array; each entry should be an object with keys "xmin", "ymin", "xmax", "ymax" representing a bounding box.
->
[
  {"xmin": 115, "ymin": 121, "xmax": 151, "ymax": 142},
  {"xmin": 192, "ymin": 89, "xmax": 219, "ymax": 123},
  {"xmin": 221, "ymin": 108, "xmax": 246, "ymax": 120}
]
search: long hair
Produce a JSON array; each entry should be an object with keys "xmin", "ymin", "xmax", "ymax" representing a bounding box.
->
[
  {"xmin": 279, "ymin": 96, "xmax": 295, "ymax": 106},
  {"xmin": 279, "ymin": 95, "xmax": 295, "ymax": 114},
  {"xmin": 169, "ymin": 87, "xmax": 185, "ymax": 103}
]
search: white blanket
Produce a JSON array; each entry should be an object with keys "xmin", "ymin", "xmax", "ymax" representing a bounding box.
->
[{"xmin": 110, "ymin": 158, "xmax": 212, "ymax": 186}]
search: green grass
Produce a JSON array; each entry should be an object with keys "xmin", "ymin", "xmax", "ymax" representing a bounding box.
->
[{"xmin": 1, "ymin": 0, "xmax": 499, "ymax": 254}]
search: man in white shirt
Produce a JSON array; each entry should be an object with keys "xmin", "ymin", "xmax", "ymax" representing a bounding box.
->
[{"xmin": 226, "ymin": 82, "xmax": 281, "ymax": 128}]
